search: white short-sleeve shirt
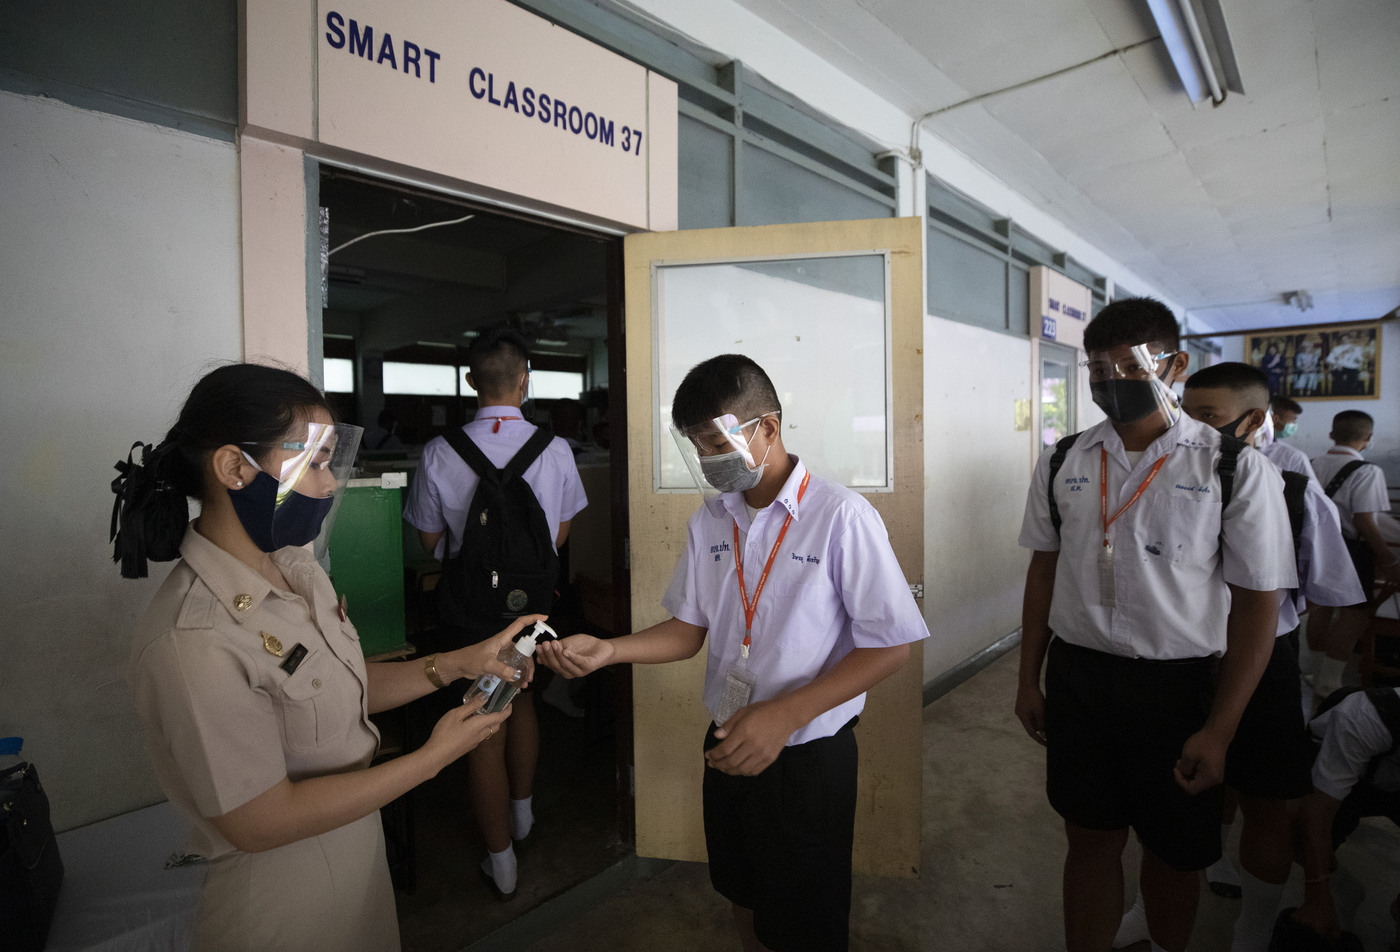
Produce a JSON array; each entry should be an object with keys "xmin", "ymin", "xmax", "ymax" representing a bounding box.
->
[
  {"xmin": 1277, "ymin": 472, "xmax": 1366, "ymax": 632},
  {"xmin": 1261, "ymin": 439, "xmax": 1318, "ymax": 482},
  {"xmin": 1310, "ymin": 688, "xmax": 1400, "ymax": 799},
  {"xmin": 662, "ymin": 456, "xmax": 930, "ymax": 746},
  {"xmin": 403, "ymin": 405, "xmax": 587, "ymax": 559},
  {"xmin": 1310, "ymin": 447, "xmax": 1391, "ymax": 540},
  {"xmin": 1019, "ymin": 416, "xmax": 1297, "ymax": 660}
]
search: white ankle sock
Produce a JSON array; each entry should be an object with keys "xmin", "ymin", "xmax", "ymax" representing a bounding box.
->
[
  {"xmin": 482, "ymin": 844, "xmax": 517, "ymax": 894},
  {"xmin": 511, "ymin": 795, "xmax": 534, "ymax": 841},
  {"xmin": 1232, "ymin": 868, "xmax": 1286, "ymax": 952},
  {"xmin": 1114, "ymin": 893, "xmax": 1149, "ymax": 949},
  {"xmin": 1207, "ymin": 827, "xmax": 1241, "ymax": 892}
]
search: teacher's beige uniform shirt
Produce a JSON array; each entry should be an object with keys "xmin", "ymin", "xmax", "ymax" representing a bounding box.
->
[{"xmin": 128, "ymin": 524, "xmax": 399, "ymax": 952}]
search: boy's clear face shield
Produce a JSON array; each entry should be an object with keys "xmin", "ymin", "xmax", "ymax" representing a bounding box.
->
[
  {"xmin": 1083, "ymin": 342, "xmax": 1182, "ymax": 425},
  {"xmin": 669, "ymin": 412, "xmax": 778, "ymax": 498}
]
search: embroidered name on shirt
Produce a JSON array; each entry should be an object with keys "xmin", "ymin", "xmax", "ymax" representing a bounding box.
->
[
  {"xmin": 789, "ymin": 553, "xmax": 821, "ymax": 564},
  {"xmin": 710, "ymin": 541, "xmax": 732, "ymax": 562},
  {"xmin": 1064, "ymin": 475, "xmax": 1090, "ymax": 493},
  {"xmin": 1173, "ymin": 483, "xmax": 1213, "ymax": 494}
]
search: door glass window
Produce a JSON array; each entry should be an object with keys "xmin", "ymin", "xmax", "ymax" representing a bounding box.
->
[
  {"xmin": 654, "ymin": 253, "xmax": 890, "ymax": 491},
  {"xmin": 1040, "ymin": 351, "xmax": 1073, "ymax": 448}
]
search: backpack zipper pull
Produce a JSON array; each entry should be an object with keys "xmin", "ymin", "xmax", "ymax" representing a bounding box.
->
[{"xmin": 492, "ymin": 571, "xmax": 499, "ymax": 589}]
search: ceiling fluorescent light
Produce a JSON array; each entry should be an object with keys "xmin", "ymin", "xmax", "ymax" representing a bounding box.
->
[{"xmin": 1145, "ymin": 0, "xmax": 1243, "ymax": 104}]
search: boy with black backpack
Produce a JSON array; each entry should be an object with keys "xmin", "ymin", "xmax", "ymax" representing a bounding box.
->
[
  {"xmin": 403, "ymin": 326, "xmax": 587, "ymax": 900},
  {"xmin": 1308, "ymin": 411, "xmax": 1400, "ymax": 698},
  {"xmin": 1016, "ymin": 299, "xmax": 1296, "ymax": 952}
]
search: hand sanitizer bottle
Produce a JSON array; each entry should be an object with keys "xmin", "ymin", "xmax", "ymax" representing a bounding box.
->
[{"xmin": 462, "ymin": 621, "xmax": 556, "ymax": 715}]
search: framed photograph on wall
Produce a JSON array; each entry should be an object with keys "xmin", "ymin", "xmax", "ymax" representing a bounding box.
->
[{"xmin": 1245, "ymin": 322, "xmax": 1382, "ymax": 400}]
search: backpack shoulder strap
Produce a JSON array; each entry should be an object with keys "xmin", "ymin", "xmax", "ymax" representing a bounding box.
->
[
  {"xmin": 1048, "ymin": 431, "xmax": 1082, "ymax": 537},
  {"xmin": 1280, "ymin": 470, "xmax": 1308, "ymax": 553},
  {"xmin": 1323, "ymin": 459, "xmax": 1369, "ymax": 499},
  {"xmin": 442, "ymin": 428, "xmax": 499, "ymax": 483},
  {"xmin": 1216, "ymin": 434, "xmax": 1246, "ymax": 510},
  {"xmin": 1366, "ymin": 689, "xmax": 1400, "ymax": 747},
  {"xmin": 502, "ymin": 427, "xmax": 555, "ymax": 481}
]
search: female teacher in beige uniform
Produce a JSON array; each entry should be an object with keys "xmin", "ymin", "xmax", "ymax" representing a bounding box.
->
[{"xmin": 113, "ymin": 364, "xmax": 532, "ymax": 952}]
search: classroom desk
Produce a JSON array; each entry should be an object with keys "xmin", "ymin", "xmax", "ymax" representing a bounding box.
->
[{"xmin": 45, "ymin": 801, "xmax": 203, "ymax": 952}]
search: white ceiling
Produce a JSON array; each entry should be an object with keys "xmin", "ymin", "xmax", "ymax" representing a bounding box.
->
[{"xmin": 729, "ymin": 0, "xmax": 1400, "ymax": 334}]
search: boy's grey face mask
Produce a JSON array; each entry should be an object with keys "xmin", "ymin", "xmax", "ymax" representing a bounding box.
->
[{"xmin": 699, "ymin": 444, "xmax": 770, "ymax": 493}]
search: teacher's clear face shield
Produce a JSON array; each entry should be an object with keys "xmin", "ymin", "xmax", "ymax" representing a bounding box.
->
[
  {"xmin": 1082, "ymin": 342, "xmax": 1182, "ymax": 425},
  {"xmin": 239, "ymin": 421, "xmax": 363, "ymax": 555},
  {"xmin": 669, "ymin": 411, "xmax": 779, "ymax": 499}
]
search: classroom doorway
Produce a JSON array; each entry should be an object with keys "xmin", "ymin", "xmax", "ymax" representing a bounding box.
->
[{"xmin": 314, "ymin": 167, "xmax": 632, "ymax": 951}]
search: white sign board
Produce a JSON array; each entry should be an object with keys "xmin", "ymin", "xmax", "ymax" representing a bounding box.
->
[
  {"xmin": 289, "ymin": 0, "xmax": 674, "ymax": 229},
  {"xmin": 1031, "ymin": 265, "xmax": 1092, "ymax": 351}
]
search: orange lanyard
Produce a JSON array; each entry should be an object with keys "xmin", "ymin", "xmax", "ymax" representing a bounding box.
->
[
  {"xmin": 732, "ymin": 471, "xmax": 810, "ymax": 655},
  {"xmin": 1100, "ymin": 447, "xmax": 1167, "ymax": 549},
  {"xmin": 481, "ymin": 415, "xmax": 521, "ymax": 433}
]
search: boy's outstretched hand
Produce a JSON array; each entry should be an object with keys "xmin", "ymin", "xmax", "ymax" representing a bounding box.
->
[{"xmin": 536, "ymin": 634, "xmax": 614, "ymax": 679}]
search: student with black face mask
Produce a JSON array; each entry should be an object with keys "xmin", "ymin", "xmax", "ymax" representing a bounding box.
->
[
  {"xmin": 112, "ymin": 363, "xmax": 533, "ymax": 952},
  {"xmin": 1016, "ymin": 298, "xmax": 1296, "ymax": 952}
]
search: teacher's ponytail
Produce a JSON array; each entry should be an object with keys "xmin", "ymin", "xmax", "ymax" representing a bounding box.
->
[{"xmin": 110, "ymin": 439, "xmax": 190, "ymax": 579}]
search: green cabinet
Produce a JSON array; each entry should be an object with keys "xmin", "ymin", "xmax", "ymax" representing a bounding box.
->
[{"xmin": 327, "ymin": 477, "xmax": 409, "ymax": 657}]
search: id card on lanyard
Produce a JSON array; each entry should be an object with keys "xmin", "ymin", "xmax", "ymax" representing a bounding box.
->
[
  {"xmin": 1098, "ymin": 447, "xmax": 1168, "ymax": 607},
  {"xmin": 714, "ymin": 472, "xmax": 811, "ymax": 725}
]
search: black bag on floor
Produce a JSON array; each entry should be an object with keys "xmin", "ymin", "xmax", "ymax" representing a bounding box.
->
[
  {"xmin": 1268, "ymin": 908, "xmax": 1363, "ymax": 952},
  {"xmin": 0, "ymin": 761, "xmax": 64, "ymax": 952}
]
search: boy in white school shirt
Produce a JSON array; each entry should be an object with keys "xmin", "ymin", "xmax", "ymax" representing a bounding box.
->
[
  {"xmin": 1016, "ymin": 298, "xmax": 1296, "ymax": 952},
  {"xmin": 1308, "ymin": 410, "xmax": 1400, "ymax": 698},
  {"xmin": 538, "ymin": 354, "xmax": 928, "ymax": 952},
  {"xmin": 1174, "ymin": 362, "xmax": 1363, "ymax": 952}
]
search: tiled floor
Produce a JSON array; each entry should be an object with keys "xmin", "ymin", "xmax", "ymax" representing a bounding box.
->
[{"xmin": 395, "ymin": 650, "xmax": 1400, "ymax": 951}]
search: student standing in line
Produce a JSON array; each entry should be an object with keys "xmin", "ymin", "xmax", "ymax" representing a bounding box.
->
[
  {"xmin": 1171, "ymin": 363, "xmax": 1363, "ymax": 952},
  {"xmin": 1307, "ymin": 411, "xmax": 1400, "ymax": 698},
  {"xmin": 1016, "ymin": 299, "xmax": 1295, "ymax": 952},
  {"xmin": 403, "ymin": 326, "xmax": 587, "ymax": 900},
  {"xmin": 1265, "ymin": 395, "xmax": 1317, "ymax": 482},
  {"xmin": 538, "ymin": 354, "xmax": 928, "ymax": 952},
  {"xmin": 116, "ymin": 363, "xmax": 525, "ymax": 952}
]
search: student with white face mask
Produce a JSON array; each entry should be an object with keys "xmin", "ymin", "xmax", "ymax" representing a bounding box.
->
[{"xmin": 538, "ymin": 353, "xmax": 927, "ymax": 952}]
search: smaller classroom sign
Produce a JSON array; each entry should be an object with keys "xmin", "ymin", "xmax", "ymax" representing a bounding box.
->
[{"xmin": 1031, "ymin": 266, "xmax": 1091, "ymax": 351}]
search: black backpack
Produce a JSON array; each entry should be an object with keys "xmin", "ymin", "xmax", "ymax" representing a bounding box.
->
[{"xmin": 438, "ymin": 427, "xmax": 559, "ymax": 639}]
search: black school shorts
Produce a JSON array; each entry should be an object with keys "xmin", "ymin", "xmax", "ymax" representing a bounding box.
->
[
  {"xmin": 702, "ymin": 718, "xmax": 858, "ymax": 952},
  {"xmin": 1225, "ymin": 629, "xmax": 1313, "ymax": 800},
  {"xmin": 1045, "ymin": 638, "xmax": 1224, "ymax": 872}
]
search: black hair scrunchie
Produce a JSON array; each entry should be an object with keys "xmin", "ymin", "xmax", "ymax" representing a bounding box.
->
[{"xmin": 110, "ymin": 441, "xmax": 188, "ymax": 579}]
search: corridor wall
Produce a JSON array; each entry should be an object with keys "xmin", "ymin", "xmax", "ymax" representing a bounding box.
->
[{"xmin": 0, "ymin": 90, "xmax": 242, "ymax": 828}]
